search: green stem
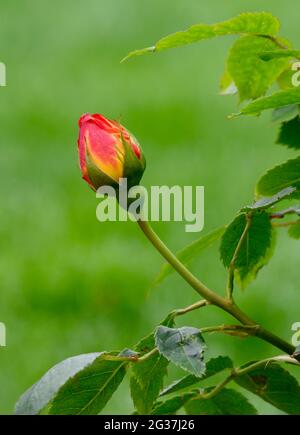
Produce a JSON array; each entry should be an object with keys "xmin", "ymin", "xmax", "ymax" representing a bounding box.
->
[
  {"xmin": 172, "ymin": 300, "xmax": 209, "ymax": 317},
  {"xmin": 137, "ymin": 348, "xmax": 158, "ymax": 362},
  {"xmin": 199, "ymin": 374, "xmax": 234, "ymax": 400},
  {"xmin": 137, "ymin": 220, "xmax": 232, "ymax": 310},
  {"xmin": 201, "ymin": 324, "xmax": 259, "ymax": 335},
  {"xmin": 137, "ymin": 220, "xmax": 296, "ymax": 356}
]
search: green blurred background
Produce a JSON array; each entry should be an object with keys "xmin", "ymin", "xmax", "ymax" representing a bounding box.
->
[{"xmin": 0, "ymin": 0, "xmax": 299, "ymax": 415}]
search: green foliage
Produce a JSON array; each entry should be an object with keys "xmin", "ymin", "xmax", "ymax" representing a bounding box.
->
[
  {"xmin": 155, "ymin": 326, "xmax": 206, "ymax": 377},
  {"xmin": 155, "ymin": 226, "xmax": 225, "ymax": 284},
  {"xmin": 11, "ymin": 8, "xmax": 300, "ymax": 417},
  {"xmin": 14, "ymin": 353, "xmax": 102, "ymax": 415},
  {"xmin": 235, "ymin": 88, "xmax": 300, "ymax": 116},
  {"xmin": 277, "ymin": 116, "xmax": 300, "ymax": 149},
  {"xmin": 185, "ymin": 388, "xmax": 257, "ymax": 415},
  {"xmin": 256, "ymin": 156, "xmax": 300, "ymax": 197},
  {"xmin": 130, "ymin": 315, "xmax": 174, "ymax": 414},
  {"xmin": 160, "ymin": 356, "xmax": 233, "ymax": 397},
  {"xmin": 235, "ymin": 363, "xmax": 300, "ymax": 415},
  {"xmin": 220, "ymin": 212, "xmax": 274, "ymax": 287},
  {"xmin": 15, "ymin": 352, "xmax": 128, "ymax": 415},
  {"xmin": 49, "ymin": 354, "xmax": 127, "ymax": 415},
  {"xmin": 123, "ymin": 12, "xmax": 280, "ymax": 61},
  {"xmin": 227, "ymin": 35, "xmax": 289, "ymax": 101}
]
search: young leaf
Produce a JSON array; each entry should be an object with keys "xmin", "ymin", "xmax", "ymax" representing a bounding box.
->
[
  {"xmin": 289, "ymin": 220, "xmax": 300, "ymax": 239},
  {"xmin": 272, "ymin": 105, "xmax": 299, "ymax": 123},
  {"xmin": 130, "ymin": 314, "xmax": 175, "ymax": 414},
  {"xmin": 260, "ymin": 49, "xmax": 300, "ymax": 61},
  {"xmin": 277, "ymin": 116, "xmax": 300, "ymax": 149},
  {"xmin": 227, "ymin": 35, "xmax": 289, "ymax": 101},
  {"xmin": 155, "ymin": 226, "xmax": 225, "ymax": 285},
  {"xmin": 256, "ymin": 156, "xmax": 300, "ymax": 198},
  {"xmin": 152, "ymin": 393, "xmax": 195, "ymax": 415},
  {"xmin": 235, "ymin": 363, "xmax": 300, "ymax": 415},
  {"xmin": 123, "ymin": 12, "xmax": 280, "ymax": 61},
  {"xmin": 233, "ymin": 87, "xmax": 300, "ymax": 116},
  {"xmin": 49, "ymin": 354, "xmax": 127, "ymax": 415},
  {"xmin": 14, "ymin": 353, "xmax": 102, "ymax": 415},
  {"xmin": 155, "ymin": 326, "xmax": 206, "ymax": 377},
  {"xmin": 220, "ymin": 212, "xmax": 274, "ymax": 287},
  {"xmin": 185, "ymin": 388, "xmax": 257, "ymax": 415},
  {"xmin": 160, "ymin": 356, "xmax": 233, "ymax": 397},
  {"xmin": 241, "ymin": 187, "xmax": 296, "ymax": 212}
]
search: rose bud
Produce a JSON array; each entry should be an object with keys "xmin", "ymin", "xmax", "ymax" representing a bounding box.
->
[{"xmin": 78, "ymin": 113, "xmax": 146, "ymax": 191}]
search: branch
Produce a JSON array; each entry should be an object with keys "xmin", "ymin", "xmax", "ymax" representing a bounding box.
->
[
  {"xmin": 270, "ymin": 206, "xmax": 300, "ymax": 220},
  {"xmin": 197, "ymin": 355, "xmax": 300, "ymax": 401},
  {"xmin": 137, "ymin": 219, "xmax": 297, "ymax": 358},
  {"xmin": 272, "ymin": 220, "xmax": 299, "ymax": 228},
  {"xmin": 201, "ymin": 323, "xmax": 260, "ymax": 337},
  {"xmin": 172, "ymin": 299, "xmax": 210, "ymax": 317}
]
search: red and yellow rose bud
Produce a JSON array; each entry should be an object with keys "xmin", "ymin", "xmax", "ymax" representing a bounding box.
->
[{"xmin": 78, "ymin": 113, "xmax": 146, "ymax": 191}]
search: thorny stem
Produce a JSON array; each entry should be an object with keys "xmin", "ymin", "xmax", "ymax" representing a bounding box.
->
[
  {"xmin": 226, "ymin": 213, "xmax": 252, "ymax": 301},
  {"xmin": 137, "ymin": 219, "xmax": 297, "ymax": 358}
]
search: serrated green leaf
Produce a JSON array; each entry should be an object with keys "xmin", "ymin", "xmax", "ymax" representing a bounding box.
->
[
  {"xmin": 185, "ymin": 388, "xmax": 257, "ymax": 415},
  {"xmin": 235, "ymin": 363, "xmax": 300, "ymax": 415},
  {"xmin": 256, "ymin": 156, "xmax": 300, "ymax": 198},
  {"xmin": 160, "ymin": 356, "xmax": 233, "ymax": 397},
  {"xmin": 277, "ymin": 116, "xmax": 300, "ymax": 149},
  {"xmin": 155, "ymin": 226, "xmax": 225, "ymax": 285},
  {"xmin": 130, "ymin": 314, "xmax": 175, "ymax": 414},
  {"xmin": 241, "ymin": 187, "xmax": 296, "ymax": 212},
  {"xmin": 48, "ymin": 354, "xmax": 127, "ymax": 415},
  {"xmin": 233, "ymin": 87, "xmax": 300, "ymax": 116},
  {"xmin": 289, "ymin": 220, "xmax": 300, "ymax": 239},
  {"xmin": 14, "ymin": 353, "xmax": 102, "ymax": 415},
  {"xmin": 152, "ymin": 393, "xmax": 195, "ymax": 415},
  {"xmin": 220, "ymin": 212, "xmax": 274, "ymax": 287},
  {"xmin": 260, "ymin": 49, "xmax": 300, "ymax": 61},
  {"xmin": 272, "ymin": 105, "xmax": 299, "ymax": 123},
  {"xmin": 227, "ymin": 35, "xmax": 289, "ymax": 101},
  {"xmin": 123, "ymin": 12, "xmax": 280, "ymax": 61},
  {"xmin": 155, "ymin": 326, "xmax": 206, "ymax": 377}
]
